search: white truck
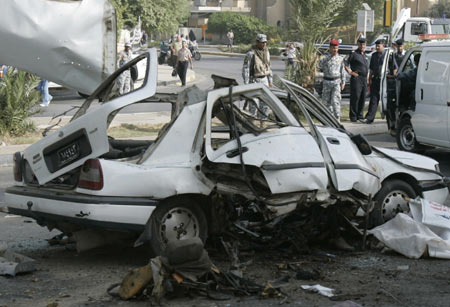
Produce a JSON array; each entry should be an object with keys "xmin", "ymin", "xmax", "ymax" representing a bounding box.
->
[
  {"xmin": 316, "ymin": 8, "xmax": 449, "ymax": 54},
  {"xmin": 392, "ymin": 8, "xmax": 450, "ymax": 44}
]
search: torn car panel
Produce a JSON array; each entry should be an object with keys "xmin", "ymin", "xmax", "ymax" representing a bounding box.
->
[{"xmin": 0, "ymin": 0, "xmax": 116, "ymax": 95}]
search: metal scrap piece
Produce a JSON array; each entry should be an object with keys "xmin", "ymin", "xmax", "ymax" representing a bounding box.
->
[{"xmin": 0, "ymin": 241, "xmax": 35, "ymax": 276}]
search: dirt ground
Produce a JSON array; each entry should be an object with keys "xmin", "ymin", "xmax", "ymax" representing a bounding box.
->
[{"xmin": 1, "ymin": 213, "xmax": 450, "ymax": 307}]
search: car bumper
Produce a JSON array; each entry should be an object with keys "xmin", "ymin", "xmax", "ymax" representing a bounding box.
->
[{"xmin": 5, "ymin": 186, "xmax": 158, "ymax": 232}]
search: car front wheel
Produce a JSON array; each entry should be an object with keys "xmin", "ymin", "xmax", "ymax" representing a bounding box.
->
[
  {"xmin": 149, "ymin": 197, "xmax": 208, "ymax": 255},
  {"xmin": 396, "ymin": 118, "xmax": 421, "ymax": 152},
  {"xmin": 369, "ymin": 179, "xmax": 417, "ymax": 227}
]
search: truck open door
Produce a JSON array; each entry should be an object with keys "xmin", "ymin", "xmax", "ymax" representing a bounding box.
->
[{"xmin": 391, "ymin": 8, "xmax": 411, "ymax": 43}]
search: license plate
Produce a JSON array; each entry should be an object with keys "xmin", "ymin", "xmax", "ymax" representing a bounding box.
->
[{"xmin": 57, "ymin": 142, "xmax": 80, "ymax": 167}]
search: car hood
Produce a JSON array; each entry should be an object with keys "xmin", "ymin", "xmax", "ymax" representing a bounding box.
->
[
  {"xmin": 0, "ymin": 0, "xmax": 116, "ymax": 95},
  {"xmin": 374, "ymin": 147, "xmax": 438, "ymax": 171}
]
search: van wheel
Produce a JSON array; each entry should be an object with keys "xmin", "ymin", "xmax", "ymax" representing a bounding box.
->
[
  {"xmin": 369, "ymin": 179, "xmax": 417, "ymax": 227},
  {"xmin": 396, "ymin": 118, "xmax": 421, "ymax": 152},
  {"xmin": 149, "ymin": 197, "xmax": 207, "ymax": 256}
]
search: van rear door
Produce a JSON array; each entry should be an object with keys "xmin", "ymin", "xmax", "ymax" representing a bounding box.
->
[{"xmin": 413, "ymin": 46, "xmax": 450, "ymax": 147}]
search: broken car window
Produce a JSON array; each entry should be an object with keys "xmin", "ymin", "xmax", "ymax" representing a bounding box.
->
[
  {"xmin": 210, "ymin": 92, "xmax": 288, "ymax": 151},
  {"xmin": 103, "ymin": 102, "xmax": 171, "ymax": 161}
]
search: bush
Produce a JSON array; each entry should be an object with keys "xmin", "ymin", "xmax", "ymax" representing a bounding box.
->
[
  {"xmin": 208, "ymin": 12, "xmax": 279, "ymax": 44},
  {"xmin": 0, "ymin": 69, "xmax": 40, "ymax": 137},
  {"xmin": 269, "ymin": 47, "xmax": 282, "ymax": 56}
]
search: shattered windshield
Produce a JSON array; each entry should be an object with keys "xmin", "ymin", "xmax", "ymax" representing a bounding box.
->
[
  {"xmin": 274, "ymin": 76, "xmax": 342, "ymax": 130},
  {"xmin": 210, "ymin": 90, "xmax": 290, "ymax": 150}
]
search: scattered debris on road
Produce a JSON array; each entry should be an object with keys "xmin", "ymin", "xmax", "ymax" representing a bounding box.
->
[
  {"xmin": 300, "ymin": 284, "xmax": 335, "ymax": 297},
  {"xmin": 0, "ymin": 241, "xmax": 35, "ymax": 276},
  {"xmin": 369, "ymin": 197, "xmax": 450, "ymax": 259}
]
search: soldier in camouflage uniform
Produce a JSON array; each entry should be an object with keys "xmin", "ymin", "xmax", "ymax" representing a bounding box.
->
[
  {"xmin": 242, "ymin": 34, "xmax": 273, "ymax": 118},
  {"xmin": 118, "ymin": 43, "xmax": 133, "ymax": 95},
  {"xmin": 319, "ymin": 40, "xmax": 346, "ymax": 122}
]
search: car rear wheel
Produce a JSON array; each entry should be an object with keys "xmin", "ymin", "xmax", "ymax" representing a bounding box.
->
[
  {"xmin": 149, "ymin": 197, "xmax": 208, "ymax": 256},
  {"xmin": 369, "ymin": 179, "xmax": 417, "ymax": 227},
  {"xmin": 396, "ymin": 118, "xmax": 421, "ymax": 152}
]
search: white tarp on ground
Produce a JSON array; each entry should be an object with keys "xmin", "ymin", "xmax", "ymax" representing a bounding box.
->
[
  {"xmin": 369, "ymin": 198, "xmax": 450, "ymax": 259},
  {"xmin": 0, "ymin": 0, "xmax": 117, "ymax": 95}
]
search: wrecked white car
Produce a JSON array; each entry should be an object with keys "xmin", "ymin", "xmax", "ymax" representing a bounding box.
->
[{"xmin": 5, "ymin": 50, "xmax": 449, "ymax": 253}]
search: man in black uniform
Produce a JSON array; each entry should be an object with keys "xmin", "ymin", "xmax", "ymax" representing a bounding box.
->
[
  {"xmin": 363, "ymin": 39, "xmax": 387, "ymax": 124},
  {"xmin": 385, "ymin": 40, "xmax": 402, "ymax": 130},
  {"xmin": 344, "ymin": 37, "xmax": 369, "ymax": 122},
  {"xmin": 393, "ymin": 39, "xmax": 406, "ymax": 68}
]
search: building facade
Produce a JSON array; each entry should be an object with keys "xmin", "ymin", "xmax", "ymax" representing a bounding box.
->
[
  {"xmin": 248, "ymin": 0, "xmax": 290, "ymax": 26},
  {"xmin": 188, "ymin": 0, "xmax": 251, "ymax": 27},
  {"xmin": 396, "ymin": 0, "xmax": 439, "ymax": 17}
]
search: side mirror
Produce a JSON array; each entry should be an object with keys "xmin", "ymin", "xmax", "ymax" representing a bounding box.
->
[{"xmin": 351, "ymin": 134, "xmax": 372, "ymax": 155}]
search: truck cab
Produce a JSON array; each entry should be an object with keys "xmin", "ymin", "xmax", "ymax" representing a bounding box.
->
[
  {"xmin": 393, "ymin": 17, "xmax": 450, "ymax": 43},
  {"xmin": 380, "ymin": 38, "xmax": 450, "ymax": 152}
]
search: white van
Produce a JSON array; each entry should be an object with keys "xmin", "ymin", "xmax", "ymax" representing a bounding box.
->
[{"xmin": 380, "ymin": 38, "xmax": 450, "ymax": 152}]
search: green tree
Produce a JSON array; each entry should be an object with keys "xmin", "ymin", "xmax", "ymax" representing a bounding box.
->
[
  {"xmin": 207, "ymin": 12, "xmax": 278, "ymax": 44},
  {"xmin": 426, "ymin": 0, "xmax": 450, "ymax": 18},
  {"xmin": 0, "ymin": 70, "xmax": 40, "ymax": 137},
  {"xmin": 286, "ymin": 0, "xmax": 345, "ymax": 90},
  {"xmin": 116, "ymin": 0, "xmax": 190, "ymax": 34},
  {"xmin": 332, "ymin": 0, "xmax": 385, "ymax": 27}
]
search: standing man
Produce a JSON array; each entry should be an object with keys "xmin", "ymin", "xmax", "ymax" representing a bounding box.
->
[
  {"xmin": 118, "ymin": 42, "xmax": 133, "ymax": 94},
  {"xmin": 227, "ymin": 29, "xmax": 234, "ymax": 52},
  {"xmin": 319, "ymin": 40, "xmax": 346, "ymax": 122},
  {"xmin": 344, "ymin": 37, "xmax": 369, "ymax": 122},
  {"xmin": 242, "ymin": 33, "xmax": 273, "ymax": 118},
  {"xmin": 37, "ymin": 79, "xmax": 53, "ymax": 107},
  {"xmin": 286, "ymin": 43, "xmax": 297, "ymax": 66},
  {"xmin": 176, "ymin": 40, "xmax": 193, "ymax": 86},
  {"xmin": 363, "ymin": 39, "xmax": 387, "ymax": 124},
  {"xmin": 170, "ymin": 34, "xmax": 182, "ymax": 72},
  {"xmin": 242, "ymin": 34, "xmax": 273, "ymax": 87},
  {"xmin": 393, "ymin": 39, "xmax": 406, "ymax": 68}
]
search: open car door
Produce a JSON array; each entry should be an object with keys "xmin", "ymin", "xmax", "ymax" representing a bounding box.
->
[
  {"xmin": 276, "ymin": 77, "xmax": 380, "ymax": 196},
  {"xmin": 204, "ymin": 83, "xmax": 329, "ymax": 194},
  {"xmin": 380, "ymin": 48, "xmax": 395, "ymax": 120},
  {"xmin": 0, "ymin": 0, "xmax": 116, "ymax": 95},
  {"xmin": 21, "ymin": 49, "xmax": 157, "ymax": 185}
]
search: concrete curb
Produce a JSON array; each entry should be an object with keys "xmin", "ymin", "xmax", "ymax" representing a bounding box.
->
[{"xmin": 345, "ymin": 121, "xmax": 388, "ymax": 136}]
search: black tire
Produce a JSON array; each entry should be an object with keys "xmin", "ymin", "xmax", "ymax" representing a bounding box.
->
[
  {"xmin": 149, "ymin": 196, "xmax": 208, "ymax": 256},
  {"xmin": 369, "ymin": 179, "xmax": 417, "ymax": 227},
  {"xmin": 194, "ymin": 52, "xmax": 201, "ymax": 61},
  {"xmin": 396, "ymin": 118, "xmax": 421, "ymax": 152}
]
